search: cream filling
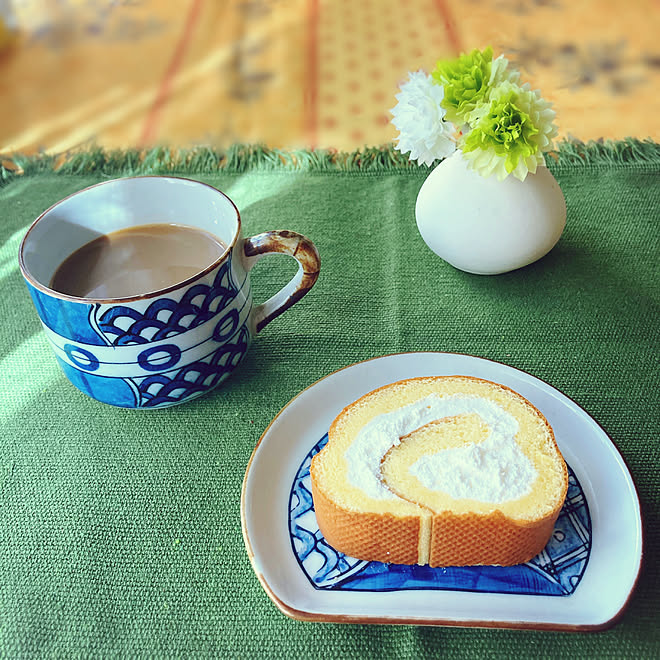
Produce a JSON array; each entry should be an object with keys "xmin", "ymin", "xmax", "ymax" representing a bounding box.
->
[{"xmin": 344, "ymin": 394, "xmax": 537, "ymax": 504}]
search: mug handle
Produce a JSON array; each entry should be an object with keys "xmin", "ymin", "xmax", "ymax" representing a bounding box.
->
[{"xmin": 243, "ymin": 230, "xmax": 320, "ymax": 333}]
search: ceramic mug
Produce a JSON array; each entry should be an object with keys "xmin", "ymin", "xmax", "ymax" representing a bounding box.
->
[{"xmin": 19, "ymin": 176, "xmax": 320, "ymax": 409}]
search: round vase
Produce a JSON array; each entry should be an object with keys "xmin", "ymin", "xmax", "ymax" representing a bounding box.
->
[{"xmin": 415, "ymin": 150, "xmax": 566, "ymax": 275}]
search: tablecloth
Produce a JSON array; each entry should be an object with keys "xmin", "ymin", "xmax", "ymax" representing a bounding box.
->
[{"xmin": 0, "ymin": 142, "xmax": 658, "ymax": 656}]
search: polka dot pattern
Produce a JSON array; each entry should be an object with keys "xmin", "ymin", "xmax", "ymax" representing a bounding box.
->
[{"xmin": 315, "ymin": 0, "xmax": 455, "ymax": 150}]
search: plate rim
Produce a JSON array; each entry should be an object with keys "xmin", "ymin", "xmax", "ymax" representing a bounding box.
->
[{"xmin": 240, "ymin": 351, "xmax": 644, "ymax": 631}]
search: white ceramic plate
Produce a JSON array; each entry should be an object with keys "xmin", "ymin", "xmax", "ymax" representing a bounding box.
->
[{"xmin": 241, "ymin": 353, "xmax": 642, "ymax": 630}]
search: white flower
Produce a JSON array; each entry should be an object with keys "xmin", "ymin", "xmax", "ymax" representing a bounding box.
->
[{"xmin": 390, "ymin": 71, "xmax": 457, "ymax": 166}]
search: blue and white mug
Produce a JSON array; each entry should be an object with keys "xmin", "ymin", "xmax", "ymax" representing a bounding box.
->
[{"xmin": 19, "ymin": 176, "xmax": 320, "ymax": 409}]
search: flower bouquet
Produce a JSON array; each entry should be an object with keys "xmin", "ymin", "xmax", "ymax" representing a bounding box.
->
[
  {"xmin": 391, "ymin": 46, "xmax": 558, "ymax": 180},
  {"xmin": 391, "ymin": 47, "xmax": 566, "ymax": 275}
]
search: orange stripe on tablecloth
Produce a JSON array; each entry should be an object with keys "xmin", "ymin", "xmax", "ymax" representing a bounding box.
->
[
  {"xmin": 433, "ymin": 0, "xmax": 462, "ymax": 55},
  {"xmin": 305, "ymin": 0, "xmax": 319, "ymax": 149},
  {"xmin": 139, "ymin": 0, "xmax": 204, "ymax": 147}
]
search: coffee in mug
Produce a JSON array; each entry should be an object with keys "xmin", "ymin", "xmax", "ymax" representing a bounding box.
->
[{"xmin": 50, "ymin": 223, "xmax": 228, "ymax": 299}]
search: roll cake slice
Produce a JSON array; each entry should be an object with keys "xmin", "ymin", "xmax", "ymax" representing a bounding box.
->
[{"xmin": 310, "ymin": 376, "xmax": 568, "ymax": 567}]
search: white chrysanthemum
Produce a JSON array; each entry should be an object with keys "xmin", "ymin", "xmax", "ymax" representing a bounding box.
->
[{"xmin": 390, "ymin": 71, "xmax": 457, "ymax": 166}]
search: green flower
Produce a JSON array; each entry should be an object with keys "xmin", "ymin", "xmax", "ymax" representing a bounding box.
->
[
  {"xmin": 432, "ymin": 47, "xmax": 518, "ymax": 125},
  {"xmin": 461, "ymin": 81, "xmax": 558, "ymax": 181}
]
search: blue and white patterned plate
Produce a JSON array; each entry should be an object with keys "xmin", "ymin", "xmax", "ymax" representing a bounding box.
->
[
  {"xmin": 289, "ymin": 434, "xmax": 590, "ymax": 596},
  {"xmin": 241, "ymin": 353, "xmax": 642, "ymax": 629}
]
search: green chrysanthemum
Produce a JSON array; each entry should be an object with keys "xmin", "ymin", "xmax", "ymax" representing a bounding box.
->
[
  {"xmin": 432, "ymin": 47, "xmax": 518, "ymax": 125},
  {"xmin": 460, "ymin": 81, "xmax": 558, "ymax": 181}
]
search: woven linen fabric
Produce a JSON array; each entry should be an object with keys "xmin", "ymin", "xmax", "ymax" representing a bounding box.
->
[{"xmin": 0, "ymin": 146, "xmax": 658, "ymax": 656}]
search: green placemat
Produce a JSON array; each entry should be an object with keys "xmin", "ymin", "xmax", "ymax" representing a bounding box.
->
[{"xmin": 0, "ymin": 142, "xmax": 658, "ymax": 657}]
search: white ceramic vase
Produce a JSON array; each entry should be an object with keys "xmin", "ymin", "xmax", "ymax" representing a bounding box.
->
[{"xmin": 415, "ymin": 150, "xmax": 566, "ymax": 275}]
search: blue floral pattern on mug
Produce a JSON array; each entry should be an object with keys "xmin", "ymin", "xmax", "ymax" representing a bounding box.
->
[
  {"xmin": 96, "ymin": 261, "xmax": 241, "ymax": 345},
  {"xmin": 136, "ymin": 327, "xmax": 249, "ymax": 407},
  {"xmin": 27, "ymin": 253, "xmax": 252, "ymax": 408}
]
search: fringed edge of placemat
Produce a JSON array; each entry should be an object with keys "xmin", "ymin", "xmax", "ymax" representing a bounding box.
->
[
  {"xmin": 1, "ymin": 138, "xmax": 658, "ymax": 186},
  {"xmin": 550, "ymin": 138, "xmax": 660, "ymax": 167}
]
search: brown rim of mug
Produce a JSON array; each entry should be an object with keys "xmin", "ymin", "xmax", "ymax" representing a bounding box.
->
[{"xmin": 18, "ymin": 175, "xmax": 241, "ymax": 304}]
